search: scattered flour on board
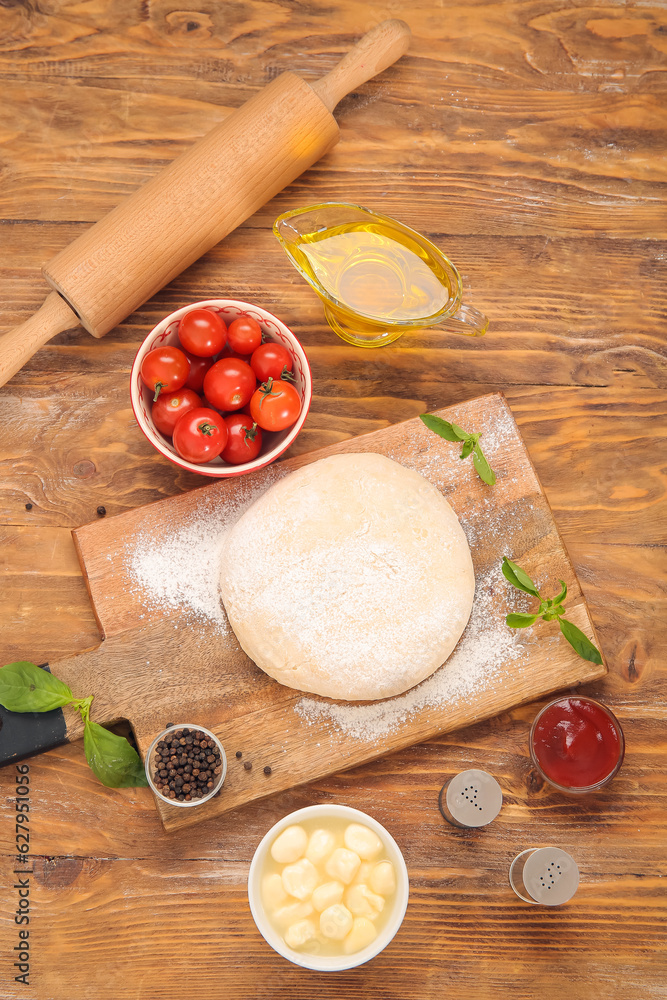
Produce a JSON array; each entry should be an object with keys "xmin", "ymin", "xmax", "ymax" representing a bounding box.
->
[
  {"xmin": 125, "ymin": 401, "xmax": 553, "ymax": 743},
  {"xmin": 293, "ymin": 562, "xmax": 544, "ymax": 742},
  {"xmin": 127, "ymin": 468, "xmax": 287, "ymax": 632}
]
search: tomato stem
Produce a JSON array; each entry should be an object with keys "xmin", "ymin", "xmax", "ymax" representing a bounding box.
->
[
  {"xmin": 197, "ymin": 422, "xmax": 216, "ymax": 437},
  {"xmin": 258, "ymin": 377, "xmax": 278, "ymax": 409},
  {"xmin": 244, "ymin": 422, "xmax": 259, "ymax": 446},
  {"xmin": 153, "ymin": 381, "xmax": 166, "ymax": 402},
  {"xmin": 281, "ymin": 365, "xmax": 296, "ymax": 383}
]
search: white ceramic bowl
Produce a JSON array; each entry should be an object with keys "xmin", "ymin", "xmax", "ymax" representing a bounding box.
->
[
  {"xmin": 130, "ymin": 299, "xmax": 312, "ymax": 477},
  {"xmin": 248, "ymin": 804, "xmax": 409, "ymax": 971},
  {"xmin": 145, "ymin": 723, "xmax": 227, "ymax": 808}
]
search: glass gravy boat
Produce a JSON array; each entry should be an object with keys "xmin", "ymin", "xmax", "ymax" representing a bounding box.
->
[{"xmin": 274, "ymin": 202, "xmax": 488, "ymax": 348}]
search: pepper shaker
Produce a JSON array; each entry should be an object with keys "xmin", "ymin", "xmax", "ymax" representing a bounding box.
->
[{"xmin": 438, "ymin": 769, "xmax": 503, "ymax": 828}]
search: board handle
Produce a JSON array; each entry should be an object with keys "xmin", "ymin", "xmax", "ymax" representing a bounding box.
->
[
  {"xmin": 0, "ymin": 648, "xmax": 117, "ymax": 766},
  {"xmin": 0, "ymin": 292, "xmax": 79, "ymax": 389},
  {"xmin": 311, "ymin": 19, "xmax": 411, "ymax": 112}
]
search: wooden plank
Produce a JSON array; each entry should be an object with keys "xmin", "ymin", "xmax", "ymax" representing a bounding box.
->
[
  {"xmin": 19, "ymin": 393, "xmax": 591, "ymax": 831},
  {"xmin": 0, "ymin": 2, "xmax": 665, "ymax": 997}
]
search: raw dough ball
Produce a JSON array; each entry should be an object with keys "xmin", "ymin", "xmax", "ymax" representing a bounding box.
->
[
  {"xmin": 270, "ymin": 825, "xmax": 307, "ymax": 864},
  {"xmin": 219, "ymin": 453, "xmax": 475, "ymax": 701},
  {"xmin": 320, "ymin": 904, "xmax": 353, "ymax": 940},
  {"xmin": 281, "ymin": 858, "xmax": 320, "ymax": 900},
  {"xmin": 344, "ymin": 823, "xmax": 383, "ymax": 860}
]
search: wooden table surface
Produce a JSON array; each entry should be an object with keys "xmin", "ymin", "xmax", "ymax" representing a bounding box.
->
[{"xmin": 0, "ymin": 2, "xmax": 665, "ymax": 998}]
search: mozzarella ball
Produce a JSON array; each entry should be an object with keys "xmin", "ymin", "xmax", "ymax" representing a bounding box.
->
[
  {"xmin": 325, "ymin": 848, "xmax": 361, "ymax": 885},
  {"xmin": 353, "ymin": 861, "xmax": 374, "ymax": 885},
  {"xmin": 345, "ymin": 883, "xmax": 385, "ymax": 919},
  {"xmin": 344, "ymin": 823, "xmax": 383, "ymax": 860},
  {"xmin": 281, "ymin": 858, "xmax": 320, "ymax": 901},
  {"xmin": 272, "ymin": 900, "xmax": 314, "ymax": 929},
  {"xmin": 320, "ymin": 903, "xmax": 353, "ymax": 940},
  {"xmin": 305, "ymin": 828, "xmax": 336, "ymax": 865},
  {"xmin": 284, "ymin": 918, "xmax": 318, "ymax": 950},
  {"xmin": 262, "ymin": 873, "xmax": 289, "ymax": 910},
  {"xmin": 312, "ymin": 880, "xmax": 344, "ymax": 912},
  {"xmin": 370, "ymin": 860, "xmax": 396, "ymax": 897},
  {"xmin": 270, "ymin": 825, "xmax": 308, "ymax": 864},
  {"xmin": 343, "ymin": 916, "xmax": 377, "ymax": 954}
]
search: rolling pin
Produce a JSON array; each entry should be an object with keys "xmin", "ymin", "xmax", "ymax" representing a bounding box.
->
[{"xmin": 0, "ymin": 20, "xmax": 410, "ymax": 387}]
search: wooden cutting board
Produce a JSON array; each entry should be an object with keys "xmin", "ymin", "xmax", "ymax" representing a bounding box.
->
[{"xmin": 1, "ymin": 393, "xmax": 606, "ymax": 831}]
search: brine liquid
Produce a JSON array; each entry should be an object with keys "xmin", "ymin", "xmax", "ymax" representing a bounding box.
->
[{"xmin": 298, "ymin": 224, "xmax": 451, "ymax": 322}]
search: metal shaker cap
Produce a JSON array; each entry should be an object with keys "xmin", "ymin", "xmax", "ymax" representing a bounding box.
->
[
  {"xmin": 438, "ymin": 769, "xmax": 503, "ymax": 828},
  {"xmin": 510, "ymin": 847, "xmax": 579, "ymax": 905}
]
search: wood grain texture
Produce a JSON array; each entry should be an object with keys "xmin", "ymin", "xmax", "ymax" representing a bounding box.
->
[
  {"xmin": 46, "ymin": 394, "xmax": 603, "ymax": 830},
  {"xmin": 0, "ymin": 0, "xmax": 665, "ymax": 997}
]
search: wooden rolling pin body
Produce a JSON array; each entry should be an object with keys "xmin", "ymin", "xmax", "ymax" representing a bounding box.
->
[
  {"xmin": 45, "ymin": 73, "xmax": 338, "ymax": 337},
  {"xmin": 0, "ymin": 19, "xmax": 411, "ymax": 386}
]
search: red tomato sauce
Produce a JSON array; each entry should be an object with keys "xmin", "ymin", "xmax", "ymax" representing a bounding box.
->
[{"xmin": 531, "ymin": 697, "xmax": 624, "ymax": 790}]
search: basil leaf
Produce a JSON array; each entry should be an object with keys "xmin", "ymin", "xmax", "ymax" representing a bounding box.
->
[
  {"xmin": 419, "ymin": 414, "xmax": 466, "ymax": 442},
  {"xmin": 450, "ymin": 423, "xmax": 470, "ymax": 442},
  {"xmin": 0, "ymin": 661, "xmax": 73, "ymax": 713},
  {"xmin": 506, "ymin": 613, "xmax": 540, "ymax": 628},
  {"xmin": 553, "ymin": 580, "xmax": 567, "ymax": 605},
  {"xmin": 472, "ymin": 446, "xmax": 497, "ymax": 486},
  {"xmin": 558, "ymin": 618, "xmax": 603, "ymax": 665},
  {"xmin": 501, "ymin": 557, "xmax": 541, "ymax": 598},
  {"xmin": 460, "ymin": 439, "xmax": 474, "ymax": 460},
  {"xmin": 83, "ymin": 721, "xmax": 148, "ymax": 788}
]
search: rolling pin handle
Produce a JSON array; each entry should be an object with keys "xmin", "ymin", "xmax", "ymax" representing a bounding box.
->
[
  {"xmin": 311, "ymin": 19, "xmax": 411, "ymax": 112},
  {"xmin": 0, "ymin": 291, "xmax": 79, "ymax": 388}
]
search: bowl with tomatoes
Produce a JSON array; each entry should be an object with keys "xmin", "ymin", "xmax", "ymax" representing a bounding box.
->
[{"xmin": 130, "ymin": 300, "xmax": 312, "ymax": 477}]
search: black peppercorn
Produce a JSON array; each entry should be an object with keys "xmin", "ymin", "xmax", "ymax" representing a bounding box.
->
[
  {"xmin": 25, "ymin": 503, "xmax": 33, "ymax": 511},
  {"xmin": 97, "ymin": 505, "xmax": 106, "ymax": 517},
  {"xmin": 235, "ymin": 750, "xmax": 242, "ymax": 759},
  {"xmin": 151, "ymin": 727, "xmax": 223, "ymax": 803},
  {"xmin": 263, "ymin": 765, "xmax": 272, "ymax": 776},
  {"xmin": 244, "ymin": 761, "xmax": 252, "ymax": 771}
]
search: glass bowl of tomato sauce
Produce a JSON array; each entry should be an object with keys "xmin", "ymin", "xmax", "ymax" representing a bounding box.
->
[
  {"xmin": 530, "ymin": 696, "xmax": 625, "ymax": 794},
  {"xmin": 130, "ymin": 299, "xmax": 312, "ymax": 478}
]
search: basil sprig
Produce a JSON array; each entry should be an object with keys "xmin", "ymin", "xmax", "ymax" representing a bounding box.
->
[
  {"xmin": 501, "ymin": 557, "xmax": 603, "ymax": 665},
  {"xmin": 420, "ymin": 413, "xmax": 496, "ymax": 485},
  {"xmin": 0, "ymin": 661, "xmax": 148, "ymax": 788}
]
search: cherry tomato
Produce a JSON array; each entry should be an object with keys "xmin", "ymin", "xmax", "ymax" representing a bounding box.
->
[
  {"xmin": 183, "ymin": 351, "xmax": 214, "ymax": 393},
  {"xmin": 203, "ymin": 358, "xmax": 257, "ymax": 411},
  {"xmin": 227, "ymin": 315, "xmax": 262, "ymax": 355},
  {"xmin": 250, "ymin": 342, "xmax": 295, "ymax": 383},
  {"xmin": 221, "ymin": 414, "xmax": 263, "ymax": 465},
  {"xmin": 172, "ymin": 407, "xmax": 228, "ymax": 464},
  {"xmin": 152, "ymin": 388, "xmax": 201, "ymax": 436},
  {"xmin": 250, "ymin": 378, "xmax": 301, "ymax": 432},
  {"xmin": 177, "ymin": 308, "xmax": 227, "ymax": 357},
  {"xmin": 141, "ymin": 346, "xmax": 190, "ymax": 401}
]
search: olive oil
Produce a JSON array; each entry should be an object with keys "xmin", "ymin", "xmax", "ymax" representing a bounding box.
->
[
  {"xmin": 295, "ymin": 223, "xmax": 451, "ymax": 322},
  {"xmin": 274, "ymin": 204, "xmax": 487, "ymax": 347}
]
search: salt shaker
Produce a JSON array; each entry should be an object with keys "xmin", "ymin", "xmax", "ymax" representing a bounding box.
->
[
  {"xmin": 438, "ymin": 769, "xmax": 503, "ymax": 828},
  {"xmin": 509, "ymin": 847, "xmax": 579, "ymax": 905}
]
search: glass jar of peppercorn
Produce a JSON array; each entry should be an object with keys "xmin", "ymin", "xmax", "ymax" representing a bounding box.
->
[{"xmin": 145, "ymin": 724, "xmax": 227, "ymax": 807}]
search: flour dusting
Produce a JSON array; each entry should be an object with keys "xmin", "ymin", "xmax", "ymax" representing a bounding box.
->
[
  {"xmin": 127, "ymin": 468, "xmax": 287, "ymax": 631},
  {"xmin": 294, "ymin": 562, "xmax": 534, "ymax": 741}
]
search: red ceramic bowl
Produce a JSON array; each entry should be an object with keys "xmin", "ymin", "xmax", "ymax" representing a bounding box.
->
[{"xmin": 130, "ymin": 299, "xmax": 312, "ymax": 477}]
